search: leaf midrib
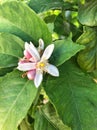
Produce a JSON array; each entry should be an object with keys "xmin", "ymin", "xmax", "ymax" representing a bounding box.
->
[
  {"xmin": 0, "ymin": 52, "xmax": 22, "ymax": 59},
  {"xmin": 40, "ymin": 109, "xmax": 58, "ymax": 130}
]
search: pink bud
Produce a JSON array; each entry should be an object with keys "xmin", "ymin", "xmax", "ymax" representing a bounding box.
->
[
  {"xmin": 24, "ymin": 50, "xmax": 32, "ymax": 59},
  {"xmin": 27, "ymin": 70, "xmax": 36, "ymax": 80}
]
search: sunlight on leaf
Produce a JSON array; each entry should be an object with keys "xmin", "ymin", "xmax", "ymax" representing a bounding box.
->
[
  {"xmin": 78, "ymin": 0, "xmax": 97, "ymax": 26},
  {"xmin": 0, "ymin": 1, "xmax": 52, "ymax": 44},
  {"xmin": 77, "ymin": 27, "xmax": 97, "ymax": 72}
]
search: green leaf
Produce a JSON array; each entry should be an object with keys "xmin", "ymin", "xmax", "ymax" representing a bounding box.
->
[
  {"xmin": 77, "ymin": 27, "xmax": 97, "ymax": 72},
  {"xmin": 0, "ymin": 1, "xmax": 52, "ymax": 44},
  {"xmin": 35, "ymin": 110, "xmax": 56, "ymax": 130},
  {"xmin": 19, "ymin": 119, "xmax": 32, "ymax": 130},
  {"xmin": 28, "ymin": 0, "xmax": 64, "ymax": 13},
  {"xmin": 34, "ymin": 103, "xmax": 71, "ymax": 130},
  {"xmin": 78, "ymin": 0, "xmax": 97, "ymax": 26},
  {"xmin": 50, "ymin": 37, "xmax": 84, "ymax": 66},
  {"xmin": 43, "ymin": 60, "xmax": 97, "ymax": 130},
  {"xmin": 0, "ymin": 67, "xmax": 14, "ymax": 76},
  {"xmin": 0, "ymin": 33, "xmax": 24, "ymax": 70},
  {"xmin": 54, "ymin": 11, "xmax": 82, "ymax": 41},
  {"xmin": 0, "ymin": 70, "xmax": 38, "ymax": 130},
  {"xmin": 54, "ymin": 13, "xmax": 70, "ymax": 37},
  {"xmin": 28, "ymin": 0, "xmax": 77, "ymax": 13},
  {"xmin": 0, "ymin": 33, "xmax": 24, "ymax": 58}
]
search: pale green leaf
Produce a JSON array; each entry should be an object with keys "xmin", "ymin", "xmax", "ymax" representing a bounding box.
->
[
  {"xmin": 0, "ymin": 33, "xmax": 24, "ymax": 70},
  {"xmin": 0, "ymin": 70, "xmax": 38, "ymax": 130},
  {"xmin": 77, "ymin": 27, "xmax": 97, "ymax": 72},
  {"xmin": 78, "ymin": 0, "xmax": 97, "ymax": 26},
  {"xmin": 35, "ymin": 110, "xmax": 56, "ymax": 130},
  {"xmin": 19, "ymin": 119, "xmax": 32, "ymax": 130},
  {"xmin": 43, "ymin": 60, "xmax": 97, "ymax": 130},
  {"xmin": 35, "ymin": 103, "xmax": 71, "ymax": 130},
  {"xmin": 34, "ymin": 103, "xmax": 71, "ymax": 130},
  {"xmin": 0, "ymin": 1, "xmax": 52, "ymax": 44}
]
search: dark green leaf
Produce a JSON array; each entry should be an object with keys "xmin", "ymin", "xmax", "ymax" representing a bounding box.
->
[
  {"xmin": 50, "ymin": 37, "xmax": 84, "ymax": 66},
  {"xmin": 54, "ymin": 11, "xmax": 82, "ymax": 41},
  {"xmin": 77, "ymin": 27, "xmax": 97, "ymax": 72},
  {"xmin": 54, "ymin": 13, "xmax": 71, "ymax": 37},
  {"xmin": 28, "ymin": 0, "xmax": 64, "ymax": 13},
  {"xmin": 0, "ymin": 67, "xmax": 14, "ymax": 76},
  {"xmin": 0, "ymin": 1, "xmax": 52, "ymax": 44},
  {"xmin": 0, "ymin": 70, "xmax": 38, "ymax": 130},
  {"xmin": 28, "ymin": 0, "xmax": 77, "ymax": 13},
  {"xmin": 43, "ymin": 60, "xmax": 97, "ymax": 130}
]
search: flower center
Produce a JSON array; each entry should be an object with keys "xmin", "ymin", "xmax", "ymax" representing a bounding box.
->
[{"xmin": 37, "ymin": 62, "xmax": 45, "ymax": 69}]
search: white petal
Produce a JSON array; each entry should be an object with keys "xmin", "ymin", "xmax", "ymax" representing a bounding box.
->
[
  {"xmin": 17, "ymin": 63, "xmax": 36, "ymax": 71},
  {"xmin": 25, "ymin": 42, "xmax": 40, "ymax": 61},
  {"xmin": 25, "ymin": 42, "xmax": 30, "ymax": 51},
  {"xmin": 38, "ymin": 38, "xmax": 44, "ymax": 50},
  {"xmin": 45, "ymin": 63, "xmax": 59, "ymax": 77},
  {"xmin": 41, "ymin": 44, "xmax": 54, "ymax": 60},
  {"xmin": 34, "ymin": 69, "xmax": 43, "ymax": 88},
  {"xmin": 30, "ymin": 42, "xmax": 40, "ymax": 59}
]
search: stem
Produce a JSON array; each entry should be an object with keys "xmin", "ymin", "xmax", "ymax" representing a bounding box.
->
[{"xmin": 33, "ymin": 85, "xmax": 41, "ymax": 107}]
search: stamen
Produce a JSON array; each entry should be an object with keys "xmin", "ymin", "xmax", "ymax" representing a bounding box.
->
[
  {"xmin": 40, "ymin": 62, "xmax": 45, "ymax": 67},
  {"xmin": 22, "ymin": 72, "xmax": 27, "ymax": 78}
]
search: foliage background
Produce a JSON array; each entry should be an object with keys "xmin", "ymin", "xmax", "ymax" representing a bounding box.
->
[{"xmin": 0, "ymin": 0, "xmax": 97, "ymax": 130}]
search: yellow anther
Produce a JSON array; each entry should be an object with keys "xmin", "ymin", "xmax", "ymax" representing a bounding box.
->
[
  {"xmin": 37, "ymin": 62, "xmax": 45, "ymax": 69},
  {"xmin": 40, "ymin": 62, "xmax": 45, "ymax": 67}
]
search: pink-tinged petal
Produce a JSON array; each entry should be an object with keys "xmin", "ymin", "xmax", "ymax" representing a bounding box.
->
[
  {"xmin": 24, "ymin": 50, "xmax": 35, "ymax": 62},
  {"xmin": 45, "ymin": 63, "xmax": 59, "ymax": 77},
  {"xmin": 41, "ymin": 44, "xmax": 54, "ymax": 60},
  {"xmin": 25, "ymin": 42, "xmax": 40, "ymax": 61},
  {"xmin": 24, "ymin": 50, "xmax": 32, "ymax": 59},
  {"xmin": 34, "ymin": 69, "xmax": 43, "ymax": 88},
  {"xmin": 17, "ymin": 63, "xmax": 36, "ymax": 71},
  {"xmin": 38, "ymin": 38, "xmax": 44, "ymax": 51},
  {"xmin": 27, "ymin": 70, "xmax": 36, "ymax": 80}
]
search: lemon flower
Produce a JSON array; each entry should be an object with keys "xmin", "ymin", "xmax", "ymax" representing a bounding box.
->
[{"xmin": 17, "ymin": 39, "xmax": 59, "ymax": 88}]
